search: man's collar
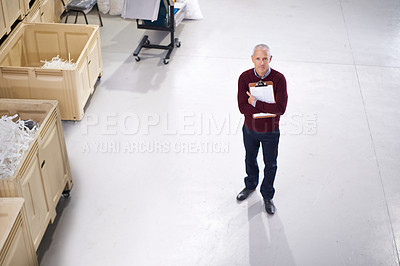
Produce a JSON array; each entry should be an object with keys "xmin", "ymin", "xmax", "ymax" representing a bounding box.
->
[{"xmin": 254, "ymin": 67, "xmax": 271, "ymax": 79}]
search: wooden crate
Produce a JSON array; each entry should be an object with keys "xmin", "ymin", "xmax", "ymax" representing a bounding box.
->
[
  {"xmin": 0, "ymin": 198, "xmax": 38, "ymax": 266},
  {"xmin": 0, "ymin": 99, "xmax": 73, "ymax": 250},
  {"xmin": 53, "ymin": 0, "xmax": 65, "ymax": 23},
  {"xmin": 0, "ymin": 0, "xmax": 24, "ymax": 39},
  {"xmin": 0, "ymin": 22, "xmax": 103, "ymax": 120},
  {"xmin": 20, "ymin": 0, "xmax": 30, "ymax": 17},
  {"xmin": 25, "ymin": 0, "xmax": 56, "ymax": 23},
  {"xmin": 25, "ymin": 0, "xmax": 41, "ymax": 23}
]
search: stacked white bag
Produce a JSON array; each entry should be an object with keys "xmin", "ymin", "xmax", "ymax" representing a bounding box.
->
[
  {"xmin": 98, "ymin": 0, "xmax": 124, "ymax": 15},
  {"xmin": 98, "ymin": 0, "xmax": 110, "ymax": 14},
  {"xmin": 110, "ymin": 0, "xmax": 124, "ymax": 15},
  {"xmin": 176, "ymin": 0, "xmax": 203, "ymax": 20}
]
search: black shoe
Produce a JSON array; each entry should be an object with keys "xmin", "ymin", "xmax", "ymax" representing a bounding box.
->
[
  {"xmin": 264, "ymin": 199, "xmax": 276, "ymax": 215},
  {"xmin": 236, "ymin": 188, "xmax": 255, "ymax": 201}
]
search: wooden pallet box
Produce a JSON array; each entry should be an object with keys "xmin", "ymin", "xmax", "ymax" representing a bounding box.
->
[
  {"xmin": 0, "ymin": 99, "xmax": 73, "ymax": 250},
  {"xmin": 25, "ymin": 0, "xmax": 56, "ymax": 23},
  {"xmin": 0, "ymin": 0, "xmax": 24, "ymax": 39},
  {"xmin": 0, "ymin": 22, "xmax": 103, "ymax": 120},
  {"xmin": 0, "ymin": 198, "xmax": 38, "ymax": 266}
]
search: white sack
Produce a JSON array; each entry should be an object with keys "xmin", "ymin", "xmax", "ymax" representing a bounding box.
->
[
  {"xmin": 98, "ymin": 0, "xmax": 110, "ymax": 14},
  {"xmin": 177, "ymin": 0, "xmax": 203, "ymax": 20},
  {"xmin": 110, "ymin": 0, "xmax": 124, "ymax": 16}
]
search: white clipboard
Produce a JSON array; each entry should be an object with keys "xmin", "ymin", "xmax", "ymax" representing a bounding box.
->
[{"xmin": 249, "ymin": 81, "xmax": 276, "ymax": 119}]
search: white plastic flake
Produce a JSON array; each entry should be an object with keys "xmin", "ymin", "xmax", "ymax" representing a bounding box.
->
[
  {"xmin": 0, "ymin": 114, "xmax": 39, "ymax": 180},
  {"xmin": 41, "ymin": 54, "xmax": 76, "ymax": 70}
]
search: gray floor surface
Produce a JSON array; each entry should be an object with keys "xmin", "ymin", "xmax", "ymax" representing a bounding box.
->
[{"xmin": 38, "ymin": 0, "xmax": 400, "ymax": 265}]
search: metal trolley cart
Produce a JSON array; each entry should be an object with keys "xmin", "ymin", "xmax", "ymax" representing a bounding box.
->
[{"xmin": 133, "ymin": 0, "xmax": 185, "ymax": 64}]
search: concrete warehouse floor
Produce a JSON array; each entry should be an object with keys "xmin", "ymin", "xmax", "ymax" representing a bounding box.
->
[{"xmin": 38, "ymin": 0, "xmax": 400, "ymax": 265}]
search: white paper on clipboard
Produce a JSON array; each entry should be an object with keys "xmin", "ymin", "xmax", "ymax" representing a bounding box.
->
[{"xmin": 250, "ymin": 85, "xmax": 276, "ymax": 118}]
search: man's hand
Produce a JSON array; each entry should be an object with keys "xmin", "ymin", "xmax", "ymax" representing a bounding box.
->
[{"xmin": 246, "ymin": 91, "xmax": 256, "ymax": 106}]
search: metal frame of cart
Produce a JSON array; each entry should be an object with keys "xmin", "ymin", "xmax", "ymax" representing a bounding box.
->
[{"xmin": 133, "ymin": 0, "xmax": 183, "ymax": 64}]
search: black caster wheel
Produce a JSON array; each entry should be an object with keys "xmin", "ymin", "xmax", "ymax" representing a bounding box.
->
[
  {"xmin": 176, "ymin": 41, "xmax": 181, "ymax": 48},
  {"xmin": 62, "ymin": 191, "xmax": 71, "ymax": 198},
  {"xmin": 135, "ymin": 56, "xmax": 140, "ymax": 62},
  {"xmin": 145, "ymin": 39, "xmax": 150, "ymax": 45},
  {"xmin": 163, "ymin": 58, "xmax": 169, "ymax": 64}
]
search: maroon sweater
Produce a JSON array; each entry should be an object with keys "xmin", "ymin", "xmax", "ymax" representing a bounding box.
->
[{"xmin": 238, "ymin": 68, "xmax": 288, "ymax": 132}]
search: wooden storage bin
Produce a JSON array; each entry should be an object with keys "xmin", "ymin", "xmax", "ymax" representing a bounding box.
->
[
  {"xmin": 25, "ymin": 0, "xmax": 56, "ymax": 23},
  {"xmin": 53, "ymin": 0, "xmax": 64, "ymax": 23},
  {"xmin": 0, "ymin": 0, "xmax": 25, "ymax": 39},
  {"xmin": 0, "ymin": 99, "xmax": 73, "ymax": 250},
  {"xmin": 0, "ymin": 22, "xmax": 103, "ymax": 120},
  {"xmin": 20, "ymin": 0, "xmax": 30, "ymax": 18},
  {"xmin": 0, "ymin": 198, "xmax": 38, "ymax": 266},
  {"xmin": 25, "ymin": 0, "xmax": 41, "ymax": 23},
  {"xmin": 40, "ymin": 0, "xmax": 55, "ymax": 23}
]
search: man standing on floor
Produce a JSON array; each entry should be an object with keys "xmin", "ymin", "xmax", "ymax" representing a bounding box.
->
[{"xmin": 237, "ymin": 44, "xmax": 288, "ymax": 215}]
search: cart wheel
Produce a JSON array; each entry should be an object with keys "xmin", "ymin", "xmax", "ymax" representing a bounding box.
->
[
  {"xmin": 62, "ymin": 191, "xmax": 71, "ymax": 198},
  {"xmin": 135, "ymin": 56, "xmax": 140, "ymax": 62},
  {"xmin": 163, "ymin": 59, "xmax": 169, "ymax": 64},
  {"xmin": 145, "ymin": 39, "xmax": 150, "ymax": 45},
  {"xmin": 176, "ymin": 41, "xmax": 181, "ymax": 48}
]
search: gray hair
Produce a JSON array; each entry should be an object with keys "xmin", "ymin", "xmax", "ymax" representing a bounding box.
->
[{"xmin": 252, "ymin": 44, "xmax": 271, "ymax": 56}]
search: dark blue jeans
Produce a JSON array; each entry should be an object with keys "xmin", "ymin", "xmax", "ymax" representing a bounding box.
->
[{"xmin": 242, "ymin": 125, "xmax": 280, "ymax": 200}]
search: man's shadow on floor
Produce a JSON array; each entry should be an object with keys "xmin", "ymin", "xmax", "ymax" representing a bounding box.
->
[{"xmin": 247, "ymin": 200, "xmax": 297, "ymax": 266}]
